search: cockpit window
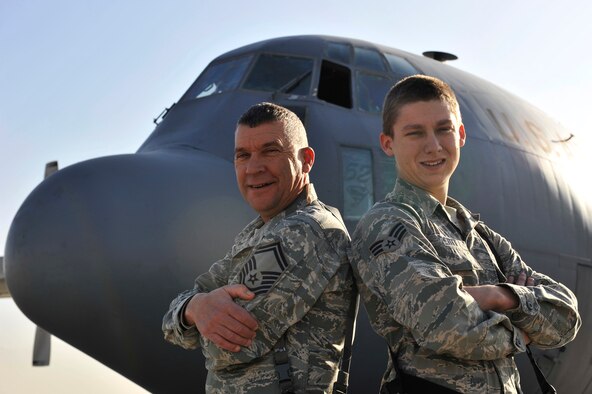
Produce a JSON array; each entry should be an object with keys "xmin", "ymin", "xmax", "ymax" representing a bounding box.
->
[
  {"xmin": 325, "ymin": 42, "xmax": 351, "ymax": 64},
  {"xmin": 342, "ymin": 147, "xmax": 374, "ymax": 221},
  {"xmin": 356, "ymin": 71, "xmax": 392, "ymax": 113},
  {"xmin": 384, "ymin": 53, "xmax": 418, "ymax": 81},
  {"xmin": 354, "ymin": 47, "xmax": 387, "ymax": 72},
  {"xmin": 242, "ymin": 54, "xmax": 313, "ymax": 95},
  {"xmin": 181, "ymin": 56, "xmax": 252, "ymax": 101},
  {"xmin": 318, "ymin": 60, "xmax": 352, "ymax": 108}
]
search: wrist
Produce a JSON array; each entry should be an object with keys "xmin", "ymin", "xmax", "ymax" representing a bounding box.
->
[
  {"xmin": 495, "ymin": 284, "xmax": 519, "ymax": 311},
  {"xmin": 183, "ymin": 293, "xmax": 204, "ymax": 327}
]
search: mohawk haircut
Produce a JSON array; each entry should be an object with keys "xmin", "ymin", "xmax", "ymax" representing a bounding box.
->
[{"xmin": 237, "ymin": 102, "xmax": 308, "ymax": 147}]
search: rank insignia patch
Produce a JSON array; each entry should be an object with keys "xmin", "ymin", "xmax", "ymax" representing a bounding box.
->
[
  {"xmin": 370, "ymin": 222, "xmax": 407, "ymax": 257},
  {"xmin": 238, "ymin": 243, "xmax": 289, "ymax": 295}
]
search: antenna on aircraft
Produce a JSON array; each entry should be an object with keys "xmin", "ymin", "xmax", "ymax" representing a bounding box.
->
[
  {"xmin": 423, "ymin": 51, "xmax": 458, "ymax": 62},
  {"xmin": 44, "ymin": 161, "xmax": 58, "ymax": 178}
]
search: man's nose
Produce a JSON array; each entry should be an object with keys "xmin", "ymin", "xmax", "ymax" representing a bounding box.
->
[
  {"xmin": 245, "ymin": 154, "xmax": 265, "ymax": 174},
  {"xmin": 424, "ymin": 132, "xmax": 443, "ymax": 153}
]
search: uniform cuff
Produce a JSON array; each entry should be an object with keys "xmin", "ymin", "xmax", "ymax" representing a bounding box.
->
[
  {"xmin": 499, "ymin": 283, "xmax": 539, "ymax": 322},
  {"xmin": 511, "ymin": 326, "xmax": 527, "ymax": 354},
  {"xmin": 178, "ymin": 295, "xmax": 195, "ymax": 331}
]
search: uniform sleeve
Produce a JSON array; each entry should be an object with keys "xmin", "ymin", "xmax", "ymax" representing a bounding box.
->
[
  {"xmin": 352, "ymin": 211, "xmax": 527, "ymax": 361},
  {"xmin": 201, "ymin": 220, "xmax": 354, "ymax": 370},
  {"xmin": 480, "ymin": 225, "xmax": 581, "ymax": 348},
  {"xmin": 294, "ymin": 262, "xmax": 355, "ymax": 390},
  {"xmin": 162, "ymin": 252, "xmax": 233, "ymax": 350}
]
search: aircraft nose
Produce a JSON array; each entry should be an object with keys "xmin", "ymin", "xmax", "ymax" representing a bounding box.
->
[{"xmin": 3, "ymin": 150, "xmax": 252, "ymax": 388}]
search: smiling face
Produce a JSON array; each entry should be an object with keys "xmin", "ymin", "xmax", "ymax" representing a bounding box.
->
[
  {"xmin": 234, "ymin": 121, "xmax": 314, "ymax": 222},
  {"xmin": 380, "ymin": 99, "xmax": 466, "ymax": 204}
]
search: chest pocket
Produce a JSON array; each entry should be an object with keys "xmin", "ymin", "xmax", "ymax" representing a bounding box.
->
[
  {"xmin": 236, "ymin": 242, "xmax": 289, "ymax": 295},
  {"xmin": 427, "ymin": 234, "xmax": 483, "ymax": 286}
]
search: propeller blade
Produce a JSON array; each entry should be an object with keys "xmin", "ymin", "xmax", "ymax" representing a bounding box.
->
[
  {"xmin": 0, "ymin": 256, "xmax": 9, "ymax": 297},
  {"xmin": 30, "ymin": 161, "xmax": 58, "ymax": 366},
  {"xmin": 32, "ymin": 326, "xmax": 51, "ymax": 366}
]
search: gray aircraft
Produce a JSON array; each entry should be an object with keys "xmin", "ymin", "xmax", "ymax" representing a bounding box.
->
[{"xmin": 4, "ymin": 35, "xmax": 591, "ymax": 393}]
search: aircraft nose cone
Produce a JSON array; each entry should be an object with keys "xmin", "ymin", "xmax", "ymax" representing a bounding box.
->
[{"xmin": 3, "ymin": 150, "xmax": 252, "ymax": 390}]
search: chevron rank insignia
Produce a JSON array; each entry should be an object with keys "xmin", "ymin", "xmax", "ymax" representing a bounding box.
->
[
  {"xmin": 238, "ymin": 243, "xmax": 289, "ymax": 295},
  {"xmin": 369, "ymin": 222, "xmax": 407, "ymax": 257}
]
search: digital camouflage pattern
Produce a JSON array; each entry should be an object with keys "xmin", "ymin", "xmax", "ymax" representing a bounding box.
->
[
  {"xmin": 351, "ymin": 179, "xmax": 581, "ymax": 393},
  {"xmin": 163, "ymin": 184, "xmax": 355, "ymax": 393}
]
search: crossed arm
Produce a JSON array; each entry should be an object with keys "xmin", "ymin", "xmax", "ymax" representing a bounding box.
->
[
  {"xmin": 473, "ymin": 225, "xmax": 581, "ymax": 348},
  {"xmin": 465, "ymin": 271, "xmax": 536, "ymax": 345},
  {"xmin": 183, "ymin": 284, "xmax": 259, "ymax": 352},
  {"xmin": 465, "ymin": 271, "xmax": 534, "ymax": 313},
  {"xmin": 163, "ymin": 218, "xmax": 353, "ymax": 364}
]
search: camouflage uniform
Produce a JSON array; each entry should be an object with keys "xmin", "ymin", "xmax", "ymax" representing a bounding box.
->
[
  {"xmin": 163, "ymin": 184, "xmax": 355, "ymax": 393},
  {"xmin": 351, "ymin": 179, "xmax": 580, "ymax": 393}
]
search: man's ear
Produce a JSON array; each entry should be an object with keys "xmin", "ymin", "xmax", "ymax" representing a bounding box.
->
[
  {"xmin": 301, "ymin": 147, "xmax": 315, "ymax": 174},
  {"xmin": 380, "ymin": 133, "xmax": 395, "ymax": 157},
  {"xmin": 459, "ymin": 123, "xmax": 466, "ymax": 147}
]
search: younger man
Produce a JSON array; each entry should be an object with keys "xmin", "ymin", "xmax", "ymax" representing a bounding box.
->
[{"xmin": 350, "ymin": 75, "xmax": 580, "ymax": 393}]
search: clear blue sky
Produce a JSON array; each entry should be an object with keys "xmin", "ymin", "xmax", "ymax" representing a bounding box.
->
[{"xmin": 1, "ymin": 1, "xmax": 591, "ymax": 392}]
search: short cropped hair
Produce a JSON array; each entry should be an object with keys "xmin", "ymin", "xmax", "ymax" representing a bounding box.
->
[
  {"xmin": 382, "ymin": 75, "xmax": 461, "ymax": 136},
  {"xmin": 237, "ymin": 102, "xmax": 308, "ymax": 148}
]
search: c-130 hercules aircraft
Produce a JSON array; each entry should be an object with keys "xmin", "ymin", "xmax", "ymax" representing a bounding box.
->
[{"xmin": 4, "ymin": 35, "xmax": 591, "ymax": 393}]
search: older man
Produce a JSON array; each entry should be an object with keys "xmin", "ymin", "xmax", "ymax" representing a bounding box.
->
[{"xmin": 163, "ymin": 102, "xmax": 355, "ymax": 393}]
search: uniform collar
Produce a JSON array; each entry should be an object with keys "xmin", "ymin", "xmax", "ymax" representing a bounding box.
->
[
  {"xmin": 387, "ymin": 179, "xmax": 480, "ymax": 232},
  {"xmin": 284, "ymin": 183, "xmax": 317, "ymax": 216},
  {"xmin": 387, "ymin": 178, "xmax": 442, "ymax": 216},
  {"xmin": 233, "ymin": 184, "xmax": 317, "ymax": 251},
  {"xmin": 244, "ymin": 183, "xmax": 317, "ymax": 231}
]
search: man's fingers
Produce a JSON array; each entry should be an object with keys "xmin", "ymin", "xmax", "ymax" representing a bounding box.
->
[
  {"xmin": 226, "ymin": 310, "xmax": 258, "ymax": 338},
  {"xmin": 505, "ymin": 272, "xmax": 536, "ymax": 287},
  {"xmin": 515, "ymin": 271, "xmax": 527, "ymax": 286},
  {"xmin": 223, "ymin": 285, "xmax": 259, "ymax": 330},
  {"xmin": 190, "ymin": 286, "xmax": 259, "ymax": 351},
  {"xmin": 197, "ymin": 313, "xmax": 255, "ymax": 347},
  {"xmin": 228, "ymin": 304, "xmax": 259, "ymax": 337},
  {"xmin": 209, "ymin": 333, "xmax": 241, "ymax": 353},
  {"xmin": 216, "ymin": 323, "xmax": 254, "ymax": 347},
  {"xmin": 225, "ymin": 284, "xmax": 256, "ymax": 301}
]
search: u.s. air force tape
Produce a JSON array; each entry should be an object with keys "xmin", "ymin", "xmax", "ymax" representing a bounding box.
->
[
  {"xmin": 238, "ymin": 243, "xmax": 289, "ymax": 295},
  {"xmin": 369, "ymin": 222, "xmax": 407, "ymax": 257}
]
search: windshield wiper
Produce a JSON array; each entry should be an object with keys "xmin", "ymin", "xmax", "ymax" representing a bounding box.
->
[{"xmin": 273, "ymin": 70, "xmax": 312, "ymax": 97}]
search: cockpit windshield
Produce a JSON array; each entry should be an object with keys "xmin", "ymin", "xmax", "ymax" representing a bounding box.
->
[
  {"xmin": 243, "ymin": 54, "xmax": 313, "ymax": 95},
  {"xmin": 180, "ymin": 47, "xmax": 417, "ymax": 114},
  {"xmin": 181, "ymin": 55, "xmax": 252, "ymax": 101}
]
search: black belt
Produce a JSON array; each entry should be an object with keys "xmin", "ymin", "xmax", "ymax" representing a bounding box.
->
[{"xmin": 382, "ymin": 369, "xmax": 460, "ymax": 394}]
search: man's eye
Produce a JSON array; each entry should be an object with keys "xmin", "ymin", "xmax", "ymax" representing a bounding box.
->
[{"xmin": 235, "ymin": 153, "xmax": 249, "ymax": 160}]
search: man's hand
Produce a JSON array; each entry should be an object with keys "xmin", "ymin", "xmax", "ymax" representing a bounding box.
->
[
  {"xmin": 465, "ymin": 285, "xmax": 519, "ymax": 312},
  {"xmin": 506, "ymin": 271, "xmax": 537, "ymax": 287},
  {"xmin": 466, "ymin": 271, "xmax": 538, "ymax": 346},
  {"xmin": 465, "ymin": 271, "xmax": 537, "ymax": 312},
  {"xmin": 184, "ymin": 284, "xmax": 258, "ymax": 352},
  {"xmin": 465, "ymin": 285, "xmax": 531, "ymax": 344}
]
